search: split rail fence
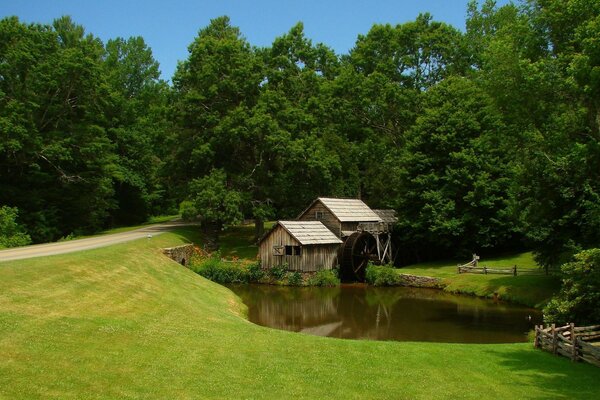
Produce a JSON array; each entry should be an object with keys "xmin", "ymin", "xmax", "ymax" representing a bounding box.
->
[
  {"xmin": 457, "ymin": 254, "xmax": 548, "ymax": 276},
  {"xmin": 534, "ymin": 323, "xmax": 600, "ymax": 367}
]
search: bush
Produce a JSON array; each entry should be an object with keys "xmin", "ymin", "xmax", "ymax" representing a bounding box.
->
[
  {"xmin": 247, "ymin": 262, "xmax": 265, "ymax": 282},
  {"xmin": 0, "ymin": 206, "xmax": 31, "ymax": 249},
  {"xmin": 366, "ymin": 263, "xmax": 401, "ymax": 286},
  {"xmin": 190, "ymin": 253, "xmax": 249, "ymax": 284},
  {"xmin": 269, "ymin": 264, "xmax": 288, "ymax": 281},
  {"xmin": 308, "ymin": 269, "xmax": 340, "ymax": 287},
  {"xmin": 287, "ymin": 271, "xmax": 303, "ymax": 286},
  {"xmin": 543, "ymin": 248, "xmax": 600, "ymax": 325}
]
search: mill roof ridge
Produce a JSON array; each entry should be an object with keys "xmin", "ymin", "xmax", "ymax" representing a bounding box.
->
[
  {"xmin": 260, "ymin": 220, "xmax": 343, "ymax": 245},
  {"xmin": 315, "ymin": 197, "xmax": 382, "ymax": 222}
]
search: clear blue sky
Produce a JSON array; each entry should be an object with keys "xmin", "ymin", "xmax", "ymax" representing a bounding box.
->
[{"xmin": 1, "ymin": 0, "xmax": 510, "ymax": 81}]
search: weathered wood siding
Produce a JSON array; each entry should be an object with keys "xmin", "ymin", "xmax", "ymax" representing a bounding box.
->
[
  {"xmin": 259, "ymin": 225, "xmax": 339, "ymax": 272},
  {"xmin": 341, "ymin": 222, "xmax": 359, "ymax": 233},
  {"xmin": 298, "ymin": 202, "xmax": 341, "ymax": 237}
]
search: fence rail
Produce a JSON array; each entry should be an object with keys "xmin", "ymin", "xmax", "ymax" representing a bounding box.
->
[
  {"xmin": 534, "ymin": 323, "xmax": 600, "ymax": 367},
  {"xmin": 457, "ymin": 254, "xmax": 548, "ymax": 276}
]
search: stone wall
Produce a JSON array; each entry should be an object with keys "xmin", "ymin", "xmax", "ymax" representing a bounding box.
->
[
  {"xmin": 162, "ymin": 244, "xmax": 195, "ymax": 266},
  {"xmin": 398, "ymin": 273, "xmax": 445, "ymax": 289}
]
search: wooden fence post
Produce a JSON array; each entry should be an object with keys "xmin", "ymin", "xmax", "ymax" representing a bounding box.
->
[
  {"xmin": 552, "ymin": 324, "xmax": 557, "ymax": 355},
  {"xmin": 457, "ymin": 264, "xmax": 461, "ymax": 274},
  {"xmin": 534, "ymin": 325, "xmax": 539, "ymax": 348},
  {"xmin": 570, "ymin": 323, "xmax": 577, "ymax": 361},
  {"xmin": 513, "ymin": 265, "xmax": 517, "ymax": 276},
  {"xmin": 484, "ymin": 266, "xmax": 487, "ymax": 275}
]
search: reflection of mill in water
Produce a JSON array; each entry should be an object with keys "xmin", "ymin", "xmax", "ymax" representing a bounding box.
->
[{"xmin": 231, "ymin": 284, "xmax": 542, "ymax": 343}]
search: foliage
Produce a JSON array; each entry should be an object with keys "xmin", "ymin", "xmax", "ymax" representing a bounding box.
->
[
  {"xmin": 0, "ymin": 206, "xmax": 31, "ymax": 248},
  {"xmin": 247, "ymin": 262, "xmax": 265, "ymax": 282},
  {"xmin": 190, "ymin": 253, "xmax": 250, "ymax": 284},
  {"xmin": 268, "ymin": 263, "xmax": 288, "ymax": 281},
  {"xmin": 544, "ymin": 249, "xmax": 600, "ymax": 325},
  {"xmin": 366, "ymin": 263, "xmax": 402, "ymax": 286},
  {"xmin": 307, "ymin": 269, "xmax": 340, "ymax": 287},
  {"xmin": 287, "ymin": 271, "xmax": 303, "ymax": 286},
  {"xmin": 184, "ymin": 169, "xmax": 243, "ymax": 230}
]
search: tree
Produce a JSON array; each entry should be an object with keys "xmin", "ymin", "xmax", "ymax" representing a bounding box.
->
[
  {"xmin": 181, "ymin": 169, "xmax": 243, "ymax": 245},
  {"xmin": 544, "ymin": 248, "xmax": 600, "ymax": 325},
  {"xmin": 103, "ymin": 36, "xmax": 170, "ymax": 225},
  {"xmin": 0, "ymin": 16, "xmax": 117, "ymax": 241},
  {"xmin": 394, "ymin": 77, "xmax": 514, "ymax": 260},
  {"xmin": 0, "ymin": 206, "xmax": 31, "ymax": 248}
]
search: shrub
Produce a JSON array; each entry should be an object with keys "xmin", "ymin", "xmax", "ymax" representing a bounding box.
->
[
  {"xmin": 190, "ymin": 253, "xmax": 249, "ymax": 284},
  {"xmin": 269, "ymin": 263, "xmax": 288, "ymax": 281},
  {"xmin": 366, "ymin": 263, "xmax": 401, "ymax": 286},
  {"xmin": 287, "ymin": 271, "xmax": 303, "ymax": 286},
  {"xmin": 247, "ymin": 262, "xmax": 265, "ymax": 282},
  {"xmin": 543, "ymin": 248, "xmax": 600, "ymax": 325},
  {"xmin": 0, "ymin": 206, "xmax": 31, "ymax": 249},
  {"xmin": 308, "ymin": 269, "xmax": 340, "ymax": 287}
]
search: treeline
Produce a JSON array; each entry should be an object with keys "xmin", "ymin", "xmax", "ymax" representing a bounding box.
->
[{"xmin": 1, "ymin": 0, "xmax": 599, "ymax": 267}]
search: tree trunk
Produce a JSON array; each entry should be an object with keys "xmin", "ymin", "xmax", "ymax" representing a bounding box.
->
[
  {"xmin": 254, "ymin": 218, "xmax": 265, "ymax": 241},
  {"xmin": 202, "ymin": 221, "xmax": 220, "ymax": 252}
]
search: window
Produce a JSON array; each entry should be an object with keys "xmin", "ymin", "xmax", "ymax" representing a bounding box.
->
[
  {"xmin": 284, "ymin": 245, "xmax": 302, "ymax": 256},
  {"xmin": 315, "ymin": 211, "xmax": 323, "ymax": 220},
  {"xmin": 273, "ymin": 245, "xmax": 284, "ymax": 256}
]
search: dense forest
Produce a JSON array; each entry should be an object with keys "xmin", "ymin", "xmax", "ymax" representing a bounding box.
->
[{"xmin": 1, "ymin": 0, "xmax": 599, "ymax": 269}]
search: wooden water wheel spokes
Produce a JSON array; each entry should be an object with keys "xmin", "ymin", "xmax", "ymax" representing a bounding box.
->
[{"xmin": 340, "ymin": 231, "xmax": 377, "ymax": 282}]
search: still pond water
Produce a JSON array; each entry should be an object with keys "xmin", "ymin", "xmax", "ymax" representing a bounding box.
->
[{"xmin": 227, "ymin": 284, "xmax": 542, "ymax": 343}]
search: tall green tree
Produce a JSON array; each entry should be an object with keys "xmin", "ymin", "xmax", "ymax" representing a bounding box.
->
[
  {"xmin": 0, "ymin": 16, "xmax": 116, "ymax": 241},
  {"xmin": 394, "ymin": 77, "xmax": 514, "ymax": 260},
  {"xmin": 103, "ymin": 36, "xmax": 170, "ymax": 225}
]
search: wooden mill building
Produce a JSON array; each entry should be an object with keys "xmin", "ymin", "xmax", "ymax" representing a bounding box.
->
[
  {"xmin": 258, "ymin": 198, "xmax": 398, "ymax": 280},
  {"xmin": 258, "ymin": 221, "xmax": 342, "ymax": 271},
  {"xmin": 298, "ymin": 197, "xmax": 382, "ymax": 238}
]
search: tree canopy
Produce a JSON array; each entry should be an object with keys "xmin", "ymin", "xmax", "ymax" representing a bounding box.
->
[{"xmin": 1, "ymin": 1, "xmax": 599, "ymax": 272}]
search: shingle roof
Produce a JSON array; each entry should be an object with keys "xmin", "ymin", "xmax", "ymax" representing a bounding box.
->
[
  {"xmin": 278, "ymin": 221, "xmax": 343, "ymax": 245},
  {"xmin": 372, "ymin": 209, "xmax": 398, "ymax": 224},
  {"xmin": 317, "ymin": 197, "xmax": 382, "ymax": 222}
]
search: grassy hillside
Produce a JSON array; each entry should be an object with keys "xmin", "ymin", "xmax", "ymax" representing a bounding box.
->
[{"xmin": 1, "ymin": 227, "xmax": 598, "ymax": 399}]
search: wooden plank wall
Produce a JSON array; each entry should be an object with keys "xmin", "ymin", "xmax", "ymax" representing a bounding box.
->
[
  {"xmin": 258, "ymin": 225, "xmax": 339, "ymax": 272},
  {"xmin": 298, "ymin": 202, "xmax": 341, "ymax": 237}
]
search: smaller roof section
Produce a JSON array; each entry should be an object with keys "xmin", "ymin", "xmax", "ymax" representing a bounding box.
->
[
  {"xmin": 313, "ymin": 197, "xmax": 382, "ymax": 222},
  {"xmin": 276, "ymin": 221, "xmax": 343, "ymax": 245},
  {"xmin": 372, "ymin": 209, "xmax": 398, "ymax": 224}
]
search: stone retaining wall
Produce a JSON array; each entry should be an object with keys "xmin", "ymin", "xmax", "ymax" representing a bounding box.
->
[
  {"xmin": 162, "ymin": 244, "xmax": 195, "ymax": 266},
  {"xmin": 398, "ymin": 273, "xmax": 445, "ymax": 289}
]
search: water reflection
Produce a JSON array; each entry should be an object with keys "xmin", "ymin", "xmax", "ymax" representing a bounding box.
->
[{"xmin": 227, "ymin": 284, "xmax": 542, "ymax": 343}]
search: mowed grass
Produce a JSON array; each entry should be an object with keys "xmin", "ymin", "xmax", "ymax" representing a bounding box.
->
[
  {"xmin": 399, "ymin": 252, "xmax": 560, "ymax": 308},
  {"xmin": 1, "ymin": 228, "xmax": 598, "ymax": 399}
]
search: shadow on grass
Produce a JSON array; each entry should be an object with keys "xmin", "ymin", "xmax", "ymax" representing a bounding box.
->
[{"xmin": 484, "ymin": 347, "xmax": 600, "ymax": 399}]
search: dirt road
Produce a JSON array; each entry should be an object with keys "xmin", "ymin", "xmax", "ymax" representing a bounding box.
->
[{"xmin": 0, "ymin": 221, "xmax": 193, "ymax": 262}]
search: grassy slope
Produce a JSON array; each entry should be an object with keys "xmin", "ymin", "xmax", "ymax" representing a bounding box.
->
[
  {"xmin": 399, "ymin": 252, "xmax": 560, "ymax": 308},
  {"xmin": 0, "ymin": 227, "xmax": 599, "ymax": 399}
]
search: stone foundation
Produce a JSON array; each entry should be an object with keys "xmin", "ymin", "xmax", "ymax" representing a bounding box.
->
[
  {"xmin": 398, "ymin": 273, "xmax": 445, "ymax": 289},
  {"xmin": 162, "ymin": 244, "xmax": 195, "ymax": 266}
]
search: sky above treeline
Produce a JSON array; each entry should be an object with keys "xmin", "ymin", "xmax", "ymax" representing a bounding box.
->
[{"xmin": 1, "ymin": 0, "xmax": 511, "ymax": 81}]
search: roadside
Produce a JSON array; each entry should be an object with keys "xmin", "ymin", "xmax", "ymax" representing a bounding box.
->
[{"xmin": 0, "ymin": 220, "xmax": 197, "ymax": 262}]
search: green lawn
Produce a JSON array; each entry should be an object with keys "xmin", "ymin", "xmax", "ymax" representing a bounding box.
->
[
  {"xmin": 399, "ymin": 252, "xmax": 560, "ymax": 308},
  {"xmin": 0, "ymin": 227, "xmax": 598, "ymax": 399}
]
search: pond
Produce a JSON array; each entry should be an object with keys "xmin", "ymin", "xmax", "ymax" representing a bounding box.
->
[{"xmin": 227, "ymin": 284, "xmax": 542, "ymax": 343}]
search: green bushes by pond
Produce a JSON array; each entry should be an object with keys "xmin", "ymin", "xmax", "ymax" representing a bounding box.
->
[
  {"xmin": 366, "ymin": 263, "xmax": 402, "ymax": 286},
  {"xmin": 189, "ymin": 254, "xmax": 340, "ymax": 286}
]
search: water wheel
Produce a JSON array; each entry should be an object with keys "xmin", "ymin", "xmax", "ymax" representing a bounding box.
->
[{"xmin": 340, "ymin": 232, "xmax": 377, "ymax": 282}]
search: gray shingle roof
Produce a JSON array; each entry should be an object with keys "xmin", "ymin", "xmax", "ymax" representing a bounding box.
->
[
  {"xmin": 372, "ymin": 209, "xmax": 398, "ymax": 224},
  {"xmin": 278, "ymin": 221, "xmax": 343, "ymax": 245},
  {"xmin": 318, "ymin": 197, "xmax": 382, "ymax": 222}
]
